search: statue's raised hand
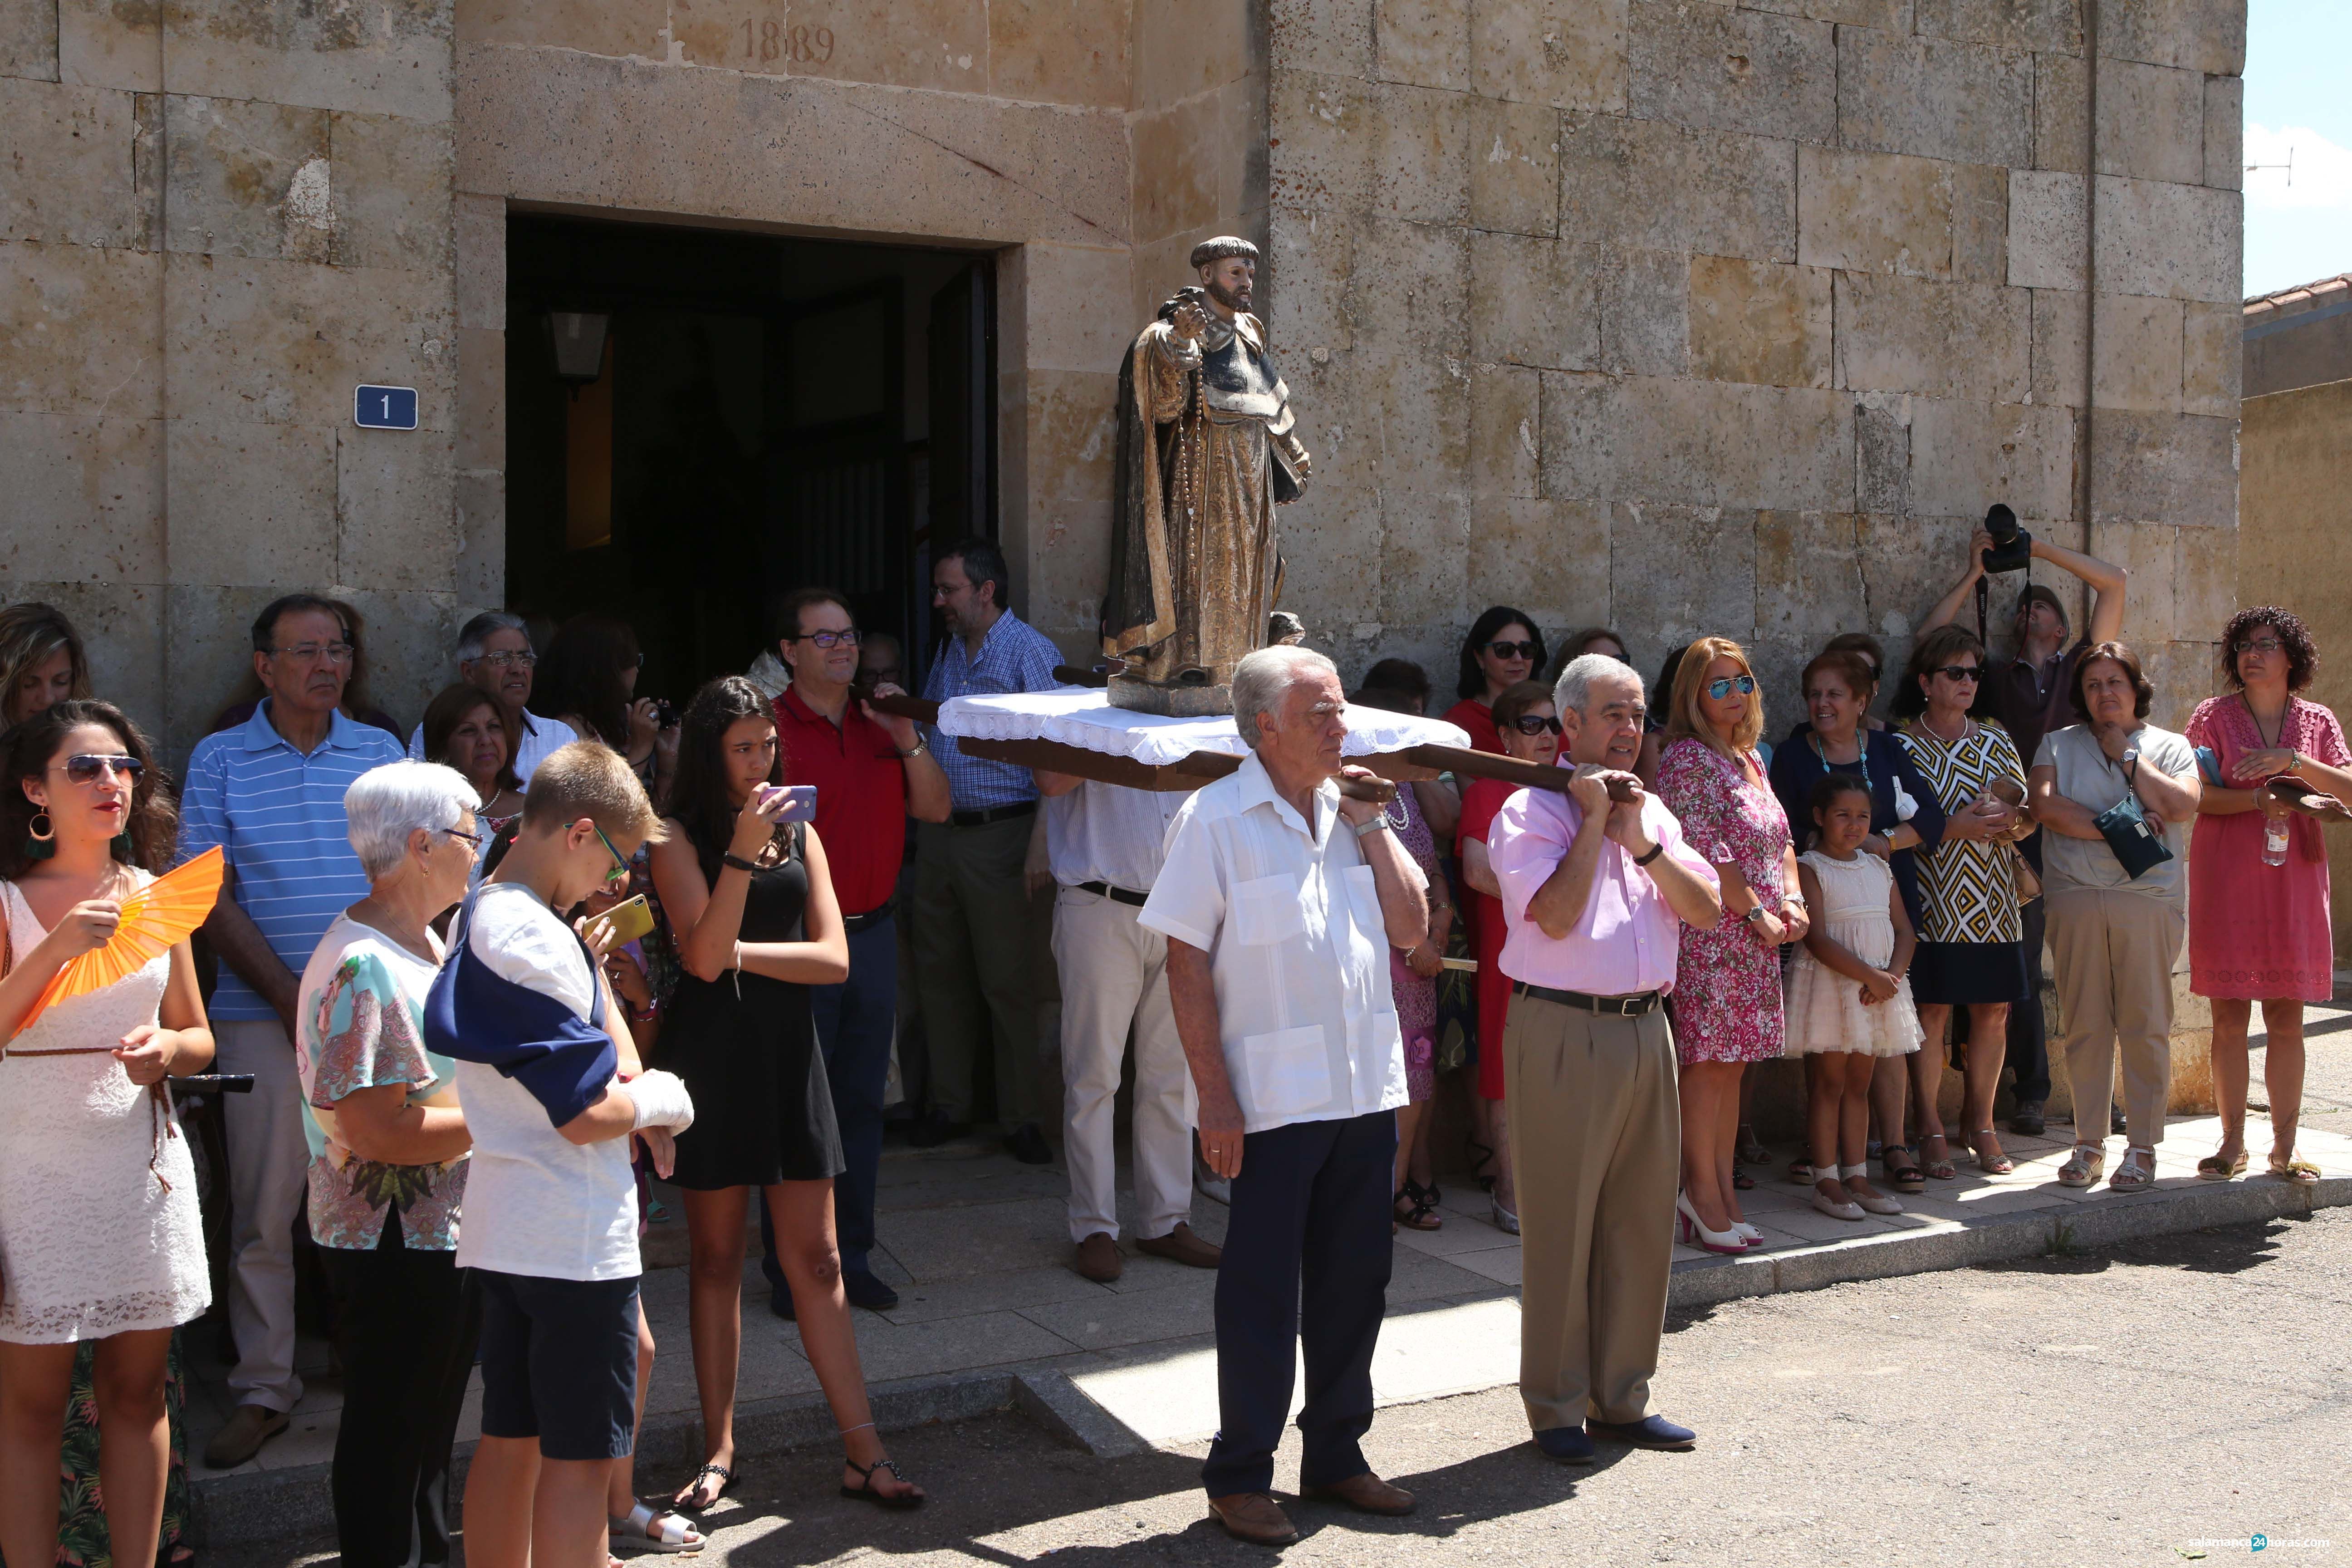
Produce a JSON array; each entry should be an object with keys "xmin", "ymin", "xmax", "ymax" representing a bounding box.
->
[{"xmin": 1170, "ymin": 296, "xmax": 1210, "ymax": 342}]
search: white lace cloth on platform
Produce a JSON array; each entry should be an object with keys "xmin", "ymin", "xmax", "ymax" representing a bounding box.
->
[
  {"xmin": 0, "ymin": 877, "xmax": 210, "ymax": 1344},
  {"xmin": 936, "ymin": 687, "xmax": 1472, "ymax": 768}
]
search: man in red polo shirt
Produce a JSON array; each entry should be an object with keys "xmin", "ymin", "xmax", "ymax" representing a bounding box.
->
[{"xmin": 758, "ymin": 587, "xmax": 951, "ymax": 1313}]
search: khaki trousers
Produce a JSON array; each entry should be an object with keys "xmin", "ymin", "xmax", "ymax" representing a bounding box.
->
[
  {"xmin": 1504, "ymin": 992, "xmax": 1681, "ymax": 1432},
  {"xmin": 2046, "ymin": 888, "xmax": 2184, "ymax": 1150},
  {"xmin": 914, "ymin": 815, "xmax": 1041, "ymax": 1126},
  {"xmin": 1053, "ymin": 887, "xmax": 1194, "ymax": 1243}
]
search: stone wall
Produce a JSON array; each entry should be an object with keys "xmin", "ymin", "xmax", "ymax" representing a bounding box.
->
[{"xmin": 1262, "ymin": 0, "xmax": 2245, "ymax": 732}]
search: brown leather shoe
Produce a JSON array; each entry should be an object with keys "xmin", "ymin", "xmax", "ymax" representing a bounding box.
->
[
  {"xmin": 1207, "ymin": 1491, "xmax": 1298, "ymax": 1545},
  {"xmin": 1303, "ymin": 1470, "xmax": 1416, "ymax": 1516},
  {"xmin": 1134, "ymin": 1221, "xmax": 1221, "ymax": 1269},
  {"xmin": 1073, "ymin": 1231, "xmax": 1123, "ymax": 1283},
  {"xmin": 201, "ymin": 1402, "xmax": 289, "ymax": 1469}
]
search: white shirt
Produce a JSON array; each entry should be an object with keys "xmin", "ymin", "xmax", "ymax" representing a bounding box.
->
[
  {"xmin": 451, "ymin": 882, "xmax": 640, "ymax": 1283},
  {"xmin": 407, "ymin": 709, "xmax": 579, "ymax": 784},
  {"xmin": 1046, "ymin": 781, "xmax": 1190, "ymax": 892},
  {"xmin": 2033, "ymin": 723, "xmax": 2195, "ymax": 904},
  {"xmin": 1137, "ymin": 751, "xmax": 1415, "ymax": 1135}
]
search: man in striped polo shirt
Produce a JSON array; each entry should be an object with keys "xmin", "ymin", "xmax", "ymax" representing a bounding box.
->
[{"xmin": 179, "ymin": 593, "xmax": 407, "ymax": 1467}]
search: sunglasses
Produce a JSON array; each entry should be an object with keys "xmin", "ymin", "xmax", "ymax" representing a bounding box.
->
[
  {"xmin": 1508, "ymin": 713, "xmax": 1563, "ymax": 736},
  {"xmin": 1705, "ymin": 675, "xmax": 1757, "ymax": 701},
  {"xmin": 58, "ymin": 753, "xmax": 143, "ymax": 784},
  {"xmin": 590, "ymin": 822, "xmax": 632, "ymax": 888},
  {"xmin": 1928, "ymin": 665, "xmax": 1983, "ymax": 683},
  {"xmin": 1485, "ymin": 640, "xmax": 1540, "ymax": 661}
]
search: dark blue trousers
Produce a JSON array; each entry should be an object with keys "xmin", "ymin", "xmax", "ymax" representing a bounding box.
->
[
  {"xmin": 2008, "ymin": 839, "xmax": 2052, "ymax": 1105},
  {"xmin": 764, "ymin": 914, "xmax": 897, "ymax": 1284},
  {"xmin": 1201, "ymin": 1108, "xmax": 1396, "ymax": 1499}
]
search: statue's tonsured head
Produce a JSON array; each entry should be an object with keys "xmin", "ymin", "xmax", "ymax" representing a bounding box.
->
[{"xmin": 1190, "ymin": 235, "xmax": 1259, "ymax": 314}]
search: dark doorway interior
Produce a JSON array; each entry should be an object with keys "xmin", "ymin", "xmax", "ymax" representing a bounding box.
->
[{"xmin": 505, "ymin": 215, "xmax": 997, "ymax": 707}]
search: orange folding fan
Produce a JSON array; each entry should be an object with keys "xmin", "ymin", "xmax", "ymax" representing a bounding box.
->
[{"xmin": 20, "ymin": 847, "xmax": 224, "ymax": 1029}]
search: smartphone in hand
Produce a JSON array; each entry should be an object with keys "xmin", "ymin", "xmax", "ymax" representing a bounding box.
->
[{"xmin": 756, "ymin": 784, "xmax": 819, "ymax": 824}]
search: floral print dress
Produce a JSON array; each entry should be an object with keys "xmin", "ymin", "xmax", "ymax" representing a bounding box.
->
[{"xmin": 1656, "ymin": 738, "xmax": 1793, "ymax": 1065}]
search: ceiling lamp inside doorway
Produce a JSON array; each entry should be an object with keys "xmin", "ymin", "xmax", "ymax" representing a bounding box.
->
[{"xmin": 547, "ymin": 311, "xmax": 610, "ymax": 382}]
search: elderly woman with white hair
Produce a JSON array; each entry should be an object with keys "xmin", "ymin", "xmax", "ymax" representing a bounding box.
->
[{"xmin": 292, "ymin": 760, "xmax": 482, "ymax": 1568}]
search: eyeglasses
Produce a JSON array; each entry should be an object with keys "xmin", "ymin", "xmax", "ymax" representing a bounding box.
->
[
  {"xmin": 589, "ymin": 823, "xmax": 632, "ymax": 888},
  {"xmin": 1705, "ymin": 674, "xmax": 1758, "ymax": 701},
  {"xmin": 786, "ymin": 629, "xmax": 862, "ymax": 650},
  {"xmin": 475, "ymin": 651, "xmax": 536, "ymax": 670},
  {"xmin": 437, "ymin": 825, "xmax": 483, "ymax": 848},
  {"xmin": 1928, "ymin": 665, "xmax": 1983, "ymax": 682},
  {"xmin": 1508, "ymin": 713, "xmax": 1563, "ymax": 736},
  {"xmin": 1485, "ymin": 640, "xmax": 1540, "ymax": 662},
  {"xmin": 2233, "ymin": 637, "xmax": 2284, "ymax": 656},
  {"xmin": 269, "ymin": 642, "xmax": 355, "ymax": 665},
  {"xmin": 57, "ymin": 753, "xmax": 142, "ymax": 784}
]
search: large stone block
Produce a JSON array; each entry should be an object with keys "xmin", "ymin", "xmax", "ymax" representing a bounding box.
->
[
  {"xmin": 58, "ymin": 0, "xmax": 163, "ymax": 90},
  {"xmin": 2172, "ymin": 516, "xmax": 2238, "ymax": 642},
  {"xmin": 1269, "ymin": 68, "xmax": 1375, "ymax": 216},
  {"xmin": 1833, "ymin": 274, "xmax": 2029, "ymax": 403},
  {"xmin": 1597, "ymin": 246, "xmax": 1688, "ymax": 378},
  {"xmin": 1470, "ymin": 0, "xmax": 1627, "ymax": 113},
  {"xmin": 1542, "ymin": 374, "xmax": 1855, "ymax": 512},
  {"xmin": 1018, "ymin": 245, "xmax": 1134, "ymax": 375},
  {"xmin": 2091, "ymin": 292, "xmax": 2185, "ymax": 414},
  {"xmin": 159, "ymin": 0, "xmax": 454, "ymax": 122},
  {"xmin": 1348, "ymin": 216, "xmax": 1467, "ymax": 355},
  {"xmin": 1797, "ymin": 144, "xmax": 1966, "ymax": 279},
  {"xmin": 1559, "ymin": 114, "xmax": 1796, "ymax": 263},
  {"xmin": 1468, "ymin": 230, "xmax": 1599, "ymax": 372},
  {"xmin": 1906, "ymin": 395, "xmax": 2074, "ymax": 519},
  {"xmin": 1377, "ymin": 488, "xmax": 1469, "ymax": 623},
  {"xmin": 0, "ymin": 240, "xmax": 163, "ymax": 418},
  {"xmin": 2201, "ymin": 74, "xmax": 2240, "ymax": 191},
  {"xmin": 1624, "ymin": 0, "xmax": 1834, "ymax": 145},
  {"xmin": 0, "ymin": 411, "xmax": 164, "ymax": 579},
  {"xmin": 451, "ymin": 462, "xmax": 501, "ymax": 603},
  {"xmin": 1354, "ymin": 347, "xmax": 1470, "ymax": 486},
  {"xmin": 2179, "ymin": 299, "xmax": 2238, "ymax": 418},
  {"xmin": 1468, "ymin": 360, "xmax": 1541, "ymax": 499},
  {"xmin": 2029, "ymin": 286, "xmax": 2085, "ymax": 408},
  {"xmin": 1135, "ymin": 0, "xmax": 1252, "ymax": 107},
  {"xmin": 2089, "ymin": 409, "xmax": 2237, "ymax": 529},
  {"xmin": 1912, "ymin": 0, "xmax": 2082, "ymax": 53},
  {"xmin": 1854, "ymin": 510, "xmax": 1982, "ymax": 640},
  {"xmin": 0, "ymin": 579, "xmax": 166, "ymax": 731},
  {"xmin": 1270, "ymin": 0, "xmax": 1375, "ymax": 78},
  {"xmin": 163, "ymin": 418, "xmax": 338, "ymax": 585},
  {"xmin": 162, "ymin": 93, "xmax": 332, "ymax": 261},
  {"xmin": 2007, "ymin": 168, "xmax": 2084, "ymax": 289},
  {"xmin": 1610, "ymin": 502, "xmax": 1758, "ymax": 648},
  {"xmin": 451, "ymin": 191, "xmax": 502, "ymax": 331},
  {"xmin": 456, "ymin": 0, "xmax": 666, "ymax": 60},
  {"xmin": 1467, "ymin": 92, "xmax": 1559, "ymax": 236},
  {"xmin": 337, "ymin": 425, "xmax": 455, "ymax": 591},
  {"xmin": 1754, "ymin": 509, "xmax": 1866, "ymax": 640},
  {"xmin": 1950, "ymin": 161, "xmax": 2009, "ymax": 285},
  {"xmin": 1023, "ymin": 368, "xmax": 1120, "ymax": 506},
  {"xmin": 2033, "ymin": 49, "xmax": 2087, "ymax": 172},
  {"xmin": 990, "ymin": 0, "xmax": 1130, "ymax": 108},
  {"xmin": 1742, "ymin": 0, "xmax": 1910, "ymax": 28},
  {"xmin": 1131, "ymin": 93, "xmax": 1222, "ymax": 244},
  {"xmin": 2094, "ymin": 57, "xmax": 2206, "ymax": 186},
  {"xmin": 1834, "ymin": 28, "xmax": 2032, "ymax": 168},
  {"xmin": 2101, "ymin": 0, "xmax": 2243, "ymax": 75},
  {"xmin": 1854, "ymin": 392, "xmax": 1910, "ymax": 514},
  {"xmin": 1267, "ymin": 479, "xmax": 1382, "ymax": 620},
  {"xmin": 1687, "ymin": 254, "xmax": 1829, "ymax": 389},
  {"xmin": 1372, "ymin": 0, "xmax": 1467, "ymax": 90},
  {"xmin": 1369, "ymin": 82, "xmax": 1470, "ymax": 225},
  {"xmin": 2094, "ymin": 175, "xmax": 2238, "ymax": 304},
  {"xmin": 2, "ymin": 0, "xmax": 58, "ymax": 80},
  {"xmin": 739, "ymin": 0, "xmax": 990, "ymax": 93},
  {"xmin": 328, "ymin": 111, "xmax": 453, "ymax": 272},
  {"xmin": 0, "ymin": 78, "xmax": 157, "ymax": 249},
  {"xmin": 454, "ymin": 324, "xmax": 501, "ymax": 469},
  {"xmin": 328, "ymin": 587, "xmax": 461, "ymax": 735},
  {"xmin": 2087, "ymin": 517, "xmax": 2188, "ymax": 640},
  {"xmin": 1470, "ymin": 495, "xmax": 1609, "ymax": 622},
  {"xmin": 165, "ymin": 252, "xmax": 455, "ymax": 430},
  {"xmin": 1265, "ymin": 205, "xmax": 1354, "ymax": 354}
]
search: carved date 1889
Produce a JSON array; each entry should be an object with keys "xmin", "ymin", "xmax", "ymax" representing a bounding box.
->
[{"xmin": 742, "ymin": 19, "xmax": 836, "ymax": 63}]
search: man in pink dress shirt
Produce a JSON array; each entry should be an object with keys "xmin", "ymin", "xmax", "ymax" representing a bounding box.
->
[{"xmin": 1487, "ymin": 653, "xmax": 1721, "ymax": 1464}]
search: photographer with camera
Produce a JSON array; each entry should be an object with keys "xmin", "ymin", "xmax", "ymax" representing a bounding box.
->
[{"xmin": 1920, "ymin": 508, "xmax": 2126, "ymax": 1140}]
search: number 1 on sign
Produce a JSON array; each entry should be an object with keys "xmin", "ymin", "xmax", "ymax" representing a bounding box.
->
[{"xmin": 381, "ymin": 394, "xmax": 393, "ymax": 421}]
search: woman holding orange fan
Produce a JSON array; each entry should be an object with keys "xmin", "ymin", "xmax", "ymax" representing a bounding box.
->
[{"xmin": 0, "ymin": 700, "xmax": 217, "ymax": 1568}]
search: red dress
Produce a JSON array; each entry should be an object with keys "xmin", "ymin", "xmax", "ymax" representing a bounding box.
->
[
  {"xmin": 1443, "ymin": 697, "xmax": 1504, "ymax": 755},
  {"xmin": 2184, "ymin": 695, "xmax": 2350, "ymax": 1002},
  {"xmin": 1654, "ymin": 738, "xmax": 1791, "ymax": 1065},
  {"xmin": 1458, "ymin": 776, "xmax": 1519, "ymax": 1101}
]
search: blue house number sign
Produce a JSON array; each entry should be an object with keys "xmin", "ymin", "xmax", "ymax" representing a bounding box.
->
[{"xmin": 353, "ymin": 385, "xmax": 418, "ymax": 431}]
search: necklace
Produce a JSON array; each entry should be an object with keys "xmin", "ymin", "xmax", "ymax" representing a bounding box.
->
[
  {"xmin": 1808, "ymin": 730, "xmax": 1872, "ymax": 789},
  {"xmin": 1919, "ymin": 710, "xmax": 1970, "ymax": 747},
  {"xmin": 2244, "ymin": 692, "xmax": 2288, "ymax": 751}
]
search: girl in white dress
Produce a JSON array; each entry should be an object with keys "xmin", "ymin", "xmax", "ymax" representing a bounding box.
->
[
  {"xmin": 0, "ymin": 701, "xmax": 215, "ymax": 1568},
  {"xmin": 1787, "ymin": 775, "xmax": 1921, "ymax": 1221}
]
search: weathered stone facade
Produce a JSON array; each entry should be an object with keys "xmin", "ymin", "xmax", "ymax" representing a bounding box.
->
[
  {"xmin": 1264, "ymin": 0, "xmax": 2245, "ymax": 727},
  {"xmin": 2, "ymin": 0, "xmax": 2245, "ymax": 761}
]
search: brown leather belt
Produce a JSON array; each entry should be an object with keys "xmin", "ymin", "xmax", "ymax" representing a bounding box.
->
[{"xmin": 1512, "ymin": 981, "xmax": 1663, "ymax": 1017}]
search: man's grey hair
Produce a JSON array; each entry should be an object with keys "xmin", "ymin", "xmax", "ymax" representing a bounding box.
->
[
  {"xmin": 456, "ymin": 609, "xmax": 531, "ymax": 666},
  {"xmin": 1553, "ymin": 652, "xmax": 1642, "ymax": 718},
  {"xmin": 1231, "ymin": 646, "xmax": 1337, "ymax": 750},
  {"xmin": 345, "ymin": 761, "xmax": 481, "ymax": 879}
]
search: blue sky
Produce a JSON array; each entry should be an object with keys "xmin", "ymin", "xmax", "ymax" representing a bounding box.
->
[{"xmin": 2243, "ymin": 0, "xmax": 2352, "ymax": 295}]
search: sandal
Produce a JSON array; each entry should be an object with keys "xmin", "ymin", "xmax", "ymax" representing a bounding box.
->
[
  {"xmin": 1842, "ymin": 1164, "xmax": 1904, "ymax": 1215},
  {"xmin": 1918, "ymin": 1133, "xmax": 1957, "ymax": 1181},
  {"xmin": 1788, "ymin": 1157, "xmax": 1815, "ymax": 1185},
  {"xmin": 1393, "ymin": 1180, "xmax": 1444, "ymax": 1231},
  {"xmin": 2108, "ymin": 1147, "xmax": 2155, "ymax": 1191},
  {"xmin": 1881, "ymin": 1144, "xmax": 1924, "ymax": 1195},
  {"xmin": 1735, "ymin": 1125, "xmax": 1771, "ymax": 1166},
  {"xmin": 841, "ymin": 1455, "xmax": 924, "ymax": 1510},
  {"xmin": 671, "ymin": 1462, "xmax": 735, "ymax": 1515},
  {"xmin": 1969, "ymin": 1128, "xmax": 2014, "ymax": 1176},
  {"xmin": 2196, "ymin": 1146, "xmax": 2248, "ymax": 1182},
  {"xmin": 2057, "ymin": 1145, "xmax": 2104, "ymax": 1189},
  {"xmin": 1465, "ymin": 1137, "xmax": 1498, "ymax": 1193},
  {"xmin": 1731, "ymin": 1169, "xmax": 1755, "ymax": 1191},
  {"xmin": 611, "ymin": 1500, "xmax": 706, "ymax": 1554},
  {"xmin": 2269, "ymin": 1154, "xmax": 2322, "ymax": 1186}
]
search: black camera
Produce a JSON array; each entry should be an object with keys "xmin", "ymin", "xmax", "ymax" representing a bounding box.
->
[
  {"xmin": 1980, "ymin": 504, "xmax": 2033, "ymax": 574},
  {"xmin": 654, "ymin": 699, "xmax": 679, "ymax": 729}
]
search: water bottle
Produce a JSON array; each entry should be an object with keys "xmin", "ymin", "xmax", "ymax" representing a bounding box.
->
[{"xmin": 2264, "ymin": 814, "xmax": 2290, "ymax": 867}]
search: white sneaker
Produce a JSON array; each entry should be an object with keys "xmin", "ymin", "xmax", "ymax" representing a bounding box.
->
[{"xmin": 1194, "ymin": 1153, "xmax": 1231, "ymax": 1205}]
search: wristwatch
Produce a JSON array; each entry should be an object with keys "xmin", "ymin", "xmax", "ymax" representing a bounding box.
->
[
  {"xmin": 1352, "ymin": 815, "xmax": 1392, "ymax": 839},
  {"xmin": 898, "ymin": 740, "xmax": 929, "ymax": 759},
  {"xmin": 1740, "ymin": 904, "xmax": 1769, "ymax": 925}
]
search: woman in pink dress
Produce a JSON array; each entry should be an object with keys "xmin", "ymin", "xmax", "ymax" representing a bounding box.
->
[
  {"xmin": 1654, "ymin": 639, "xmax": 1806, "ymax": 1252},
  {"xmin": 2185, "ymin": 607, "xmax": 2352, "ymax": 1185}
]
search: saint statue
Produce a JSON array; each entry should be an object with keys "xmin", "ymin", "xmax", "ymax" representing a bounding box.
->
[{"xmin": 1102, "ymin": 236, "xmax": 1313, "ymax": 715}]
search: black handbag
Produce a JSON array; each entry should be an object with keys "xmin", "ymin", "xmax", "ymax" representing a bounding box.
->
[{"xmin": 2091, "ymin": 754, "xmax": 2174, "ymax": 880}]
